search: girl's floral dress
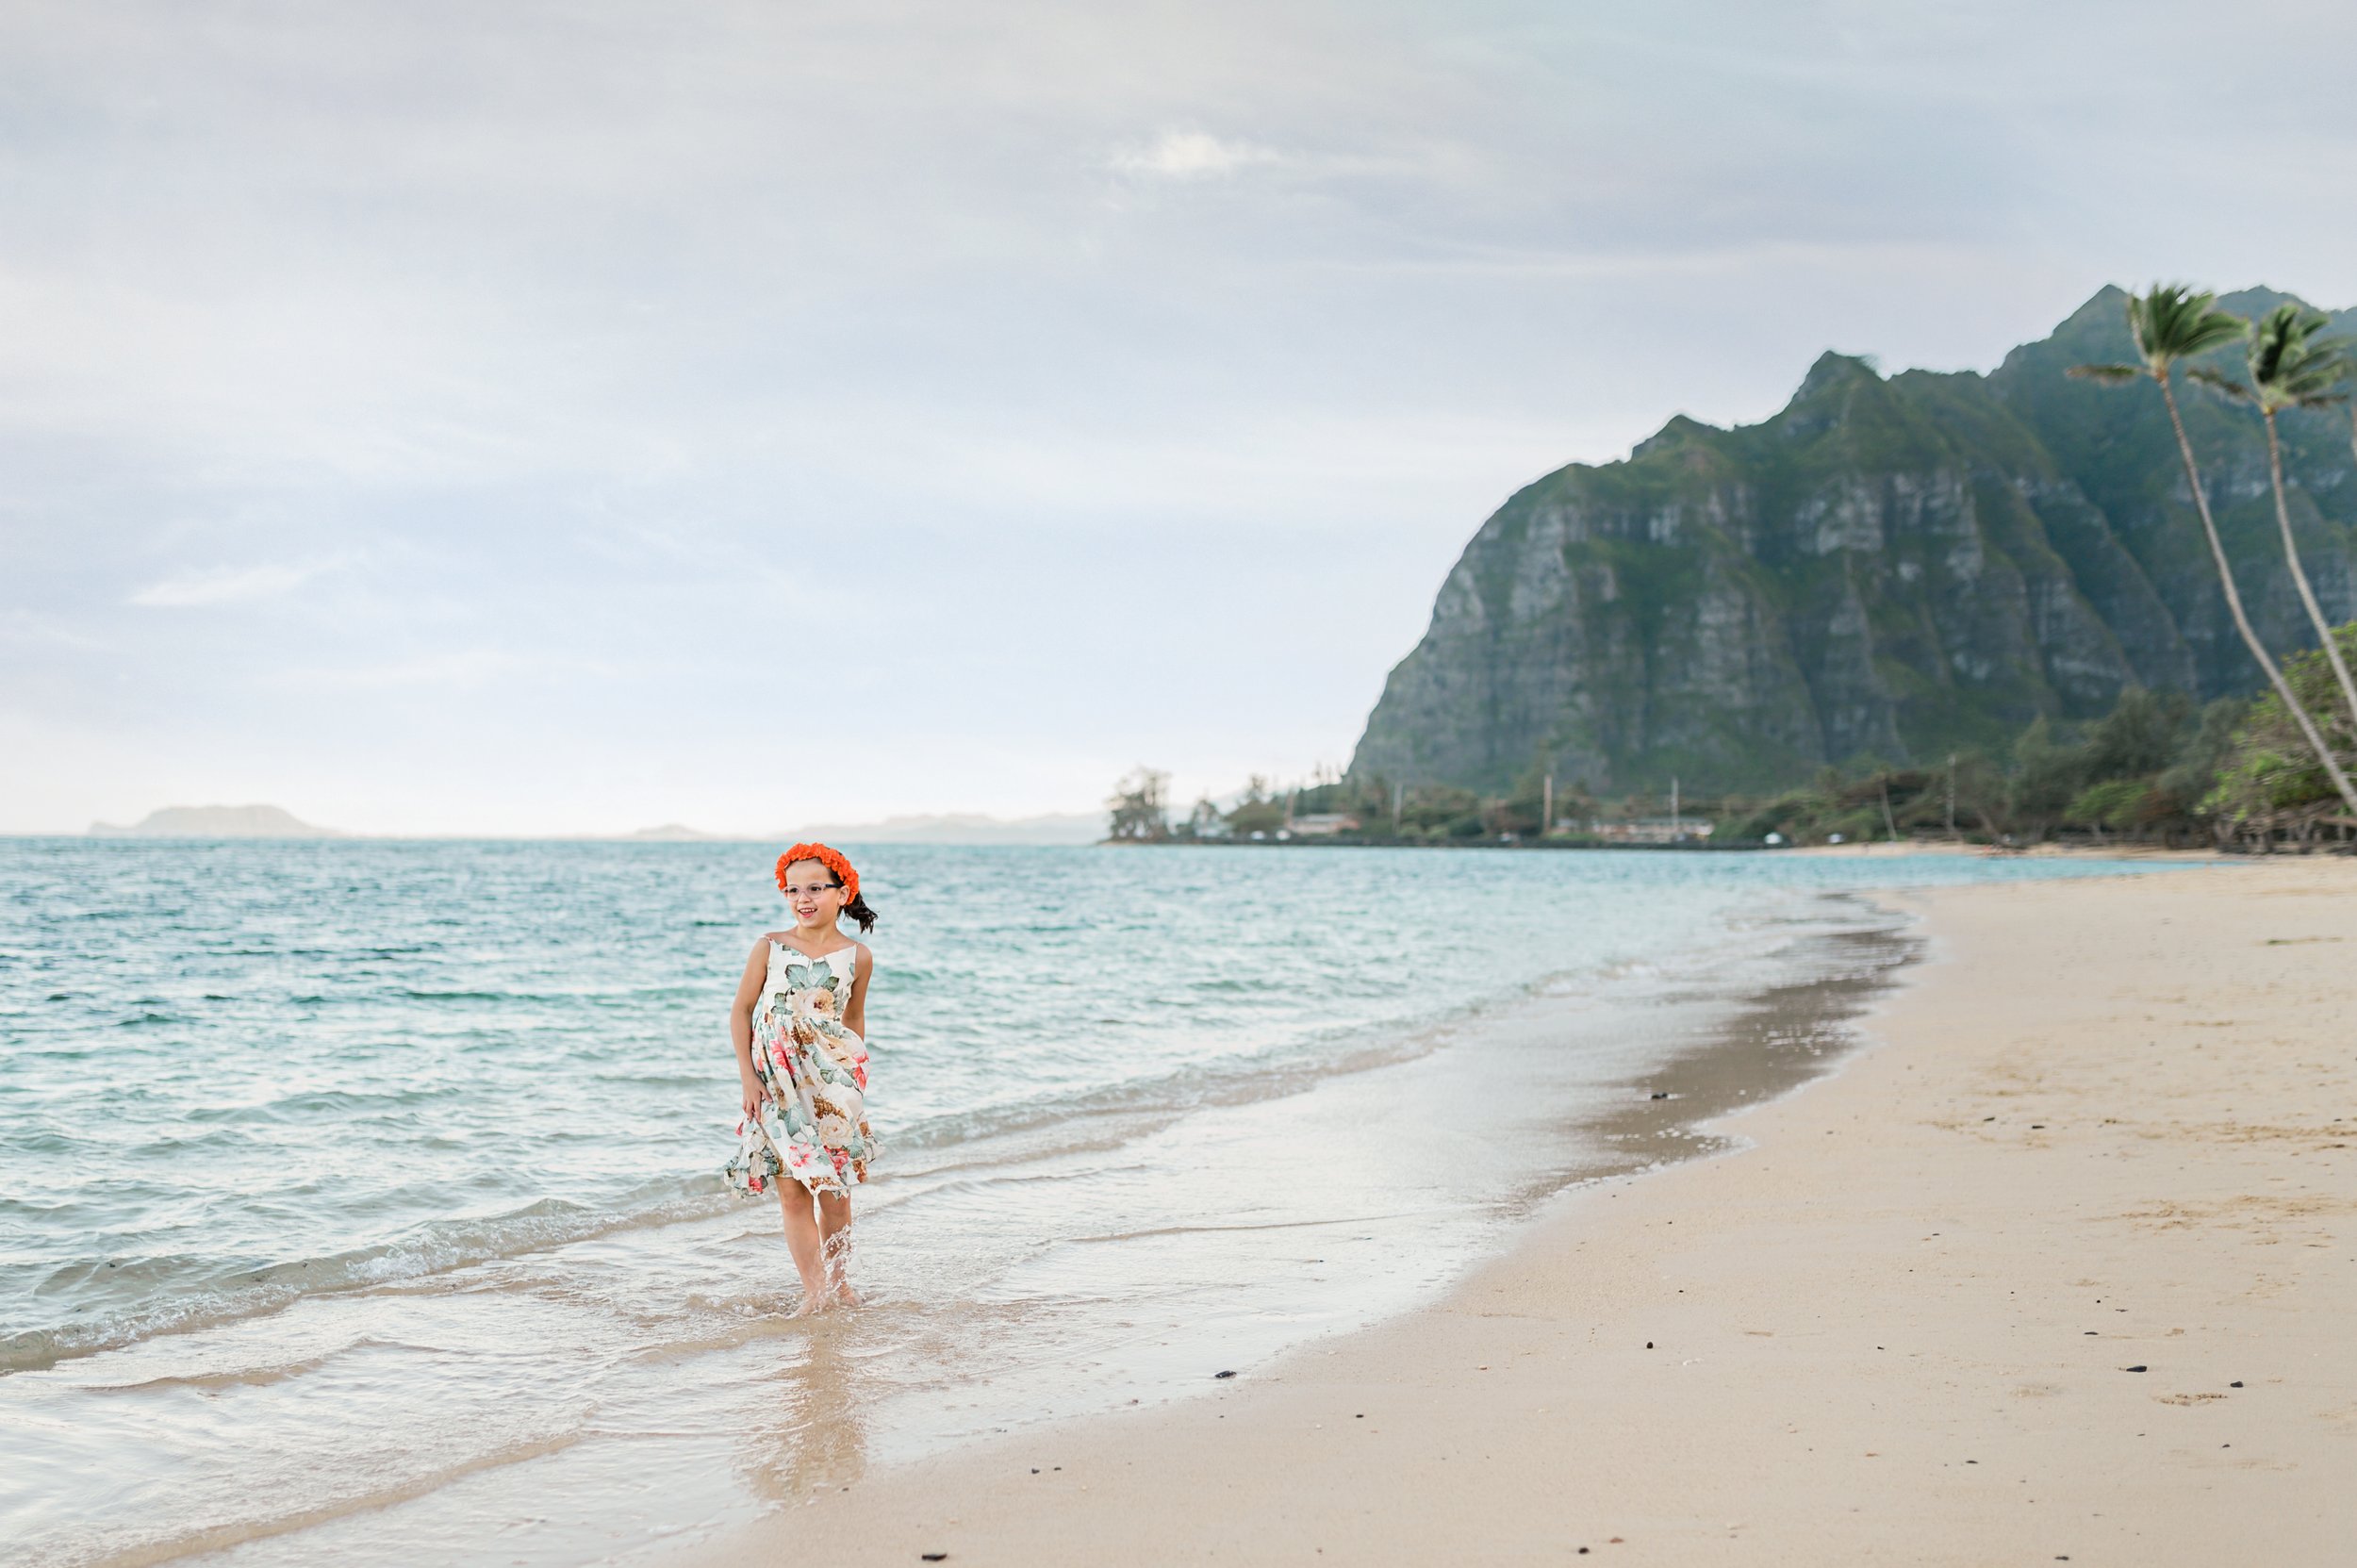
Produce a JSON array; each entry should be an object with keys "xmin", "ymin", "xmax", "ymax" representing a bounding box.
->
[{"xmin": 725, "ymin": 940, "xmax": 875, "ymax": 1198}]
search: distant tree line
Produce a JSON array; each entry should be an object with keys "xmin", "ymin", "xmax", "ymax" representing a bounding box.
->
[
  {"xmin": 1727, "ymin": 632, "xmax": 2354, "ymax": 850},
  {"xmin": 1107, "ymin": 630, "xmax": 2355, "ymax": 853},
  {"xmin": 1104, "ymin": 767, "xmax": 1171, "ymax": 841}
]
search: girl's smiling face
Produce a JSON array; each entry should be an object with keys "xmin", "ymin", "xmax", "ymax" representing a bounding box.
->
[{"xmin": 783, "ymin": 859, "xmax": 846, "ymax": 927}]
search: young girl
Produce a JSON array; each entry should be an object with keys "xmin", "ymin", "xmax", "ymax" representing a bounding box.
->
[{"xmin": 723, "ymin": 842, "xmax": 879, "ymax": 1314}]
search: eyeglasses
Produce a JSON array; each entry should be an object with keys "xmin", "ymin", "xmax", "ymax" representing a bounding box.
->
[{"xmin": 783, "ymin": 881, "xmax": 842, "ymax": 897}]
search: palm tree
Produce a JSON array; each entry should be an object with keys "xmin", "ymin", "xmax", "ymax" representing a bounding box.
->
[
  {"xmin": 2069, "ymin": 283, "xmax": 2357, "ymax": 815},
  {"xmin": 2189, "ymin": 303, "xmax": 2357, "ymax": 739}
]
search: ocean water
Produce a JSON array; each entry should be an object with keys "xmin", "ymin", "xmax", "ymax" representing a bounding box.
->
[{"xmin": 0, "ymin": 839, "xmax": 2194, "ymax": 1566}]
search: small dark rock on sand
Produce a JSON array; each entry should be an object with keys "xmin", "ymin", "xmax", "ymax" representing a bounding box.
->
[
  {"xmin": 1214, "ymin": 1369, "xmax": 1237, "ymax": 1378},
  {"xmin": 2123, "ymin": 1365, "xmax": 2148, "ymax": 1373},
  {"xmin": 2231, "ymin": 1380, "xmax": 2243, "ymax": 1387},
  {"xmin": 1649, "ymin": 1092, "xmax": 1670, "ymax": 1099}
]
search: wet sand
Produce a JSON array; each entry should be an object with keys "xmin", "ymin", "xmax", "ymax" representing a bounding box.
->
[{"xmin": 685, "ymin": 857, "xmax": 2355, "ymax": 1566}]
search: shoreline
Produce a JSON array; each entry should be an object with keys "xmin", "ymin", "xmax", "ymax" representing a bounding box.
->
[
  {"xmin": 12, "ymin": 853, "xmax": 2017, "ymax": 1568},
  {"xmin": 679, "ymin": 858, "xmax": 2352, "ymax": 1566}
]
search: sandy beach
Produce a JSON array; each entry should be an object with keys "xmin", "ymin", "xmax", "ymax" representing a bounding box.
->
[{"xmin": 684, "ymin": 857, "xmax": 2354, "ymax": 1566}]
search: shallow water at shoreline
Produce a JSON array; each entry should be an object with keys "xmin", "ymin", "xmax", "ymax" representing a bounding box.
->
[{"xmin": 0, "ymin": 842, "xmax": 2199, "ymax": 1566}]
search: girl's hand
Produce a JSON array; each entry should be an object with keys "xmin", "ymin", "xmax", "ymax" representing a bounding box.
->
[{"xmin": 741, "ymin": 1074, "xmax": 768, "ymax": 1120}]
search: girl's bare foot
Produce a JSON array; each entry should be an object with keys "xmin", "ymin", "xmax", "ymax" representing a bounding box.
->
[
  {"xmin": 821, "ymin": 1226, "xmax": 856, "ymax": 1307},
  {"xmin": 789, "ymin": 1291, "xmax": 827, "ymax": 1317}
]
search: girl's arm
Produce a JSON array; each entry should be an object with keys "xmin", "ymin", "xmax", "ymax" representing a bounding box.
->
[
  {"xmin": 730, "ymin": 939, "xmax": 770, "ymax": 1116},
  {"xmin": 844, "ymin": 944, "xmax": 874, "ymax": 1041}
]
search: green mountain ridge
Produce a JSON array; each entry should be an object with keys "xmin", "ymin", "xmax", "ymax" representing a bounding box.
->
[{"xmin": 1349, "ymin": 286, "xmax": 2357, "ymax": 797}]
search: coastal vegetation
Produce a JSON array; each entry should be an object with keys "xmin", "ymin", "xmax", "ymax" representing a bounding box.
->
[{"xmin": 1112, "ymin": 628, "xmax": 2357, "ymax": 852}]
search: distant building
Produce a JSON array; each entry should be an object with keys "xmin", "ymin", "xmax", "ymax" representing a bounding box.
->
[
  {"xmin": 1286, "ymin": 813, "xmax": 1360, "ymax": 837},
  {"xmin": 1584, "ymin": 817, "xmax": 1713, "ymax": 845}
]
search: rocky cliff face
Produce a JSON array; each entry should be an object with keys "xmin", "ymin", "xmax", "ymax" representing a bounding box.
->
[{"xmin": 1350, "ymin": 287, "xmax": 2357, "ymax": 796}]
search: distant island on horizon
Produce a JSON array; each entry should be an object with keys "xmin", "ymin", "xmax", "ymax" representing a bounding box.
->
[{"xmin": 89, "ymin": 804, "xmax": 344, "ymax": 838}]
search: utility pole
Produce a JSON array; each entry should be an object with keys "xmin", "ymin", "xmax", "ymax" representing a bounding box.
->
[
  {"xmin": 1542, "ymin": 772, "xmax": 1554, "ymax": 837},
  {"xmin": 1392, "ymin": 780, "xmax": 1404, "ymax": 832},
  {"xmin": 1670, "ymin": 776, "xmax": 1680, "ymax": 839},
  {"xmin": 1946, "ymin": 754, "xmax": 1958, "ymax": 839}
]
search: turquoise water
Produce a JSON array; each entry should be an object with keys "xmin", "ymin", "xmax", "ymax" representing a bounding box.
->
[{"xmin": 0, "ymin": 840, "xmax": 2194, "ymax": 1566}]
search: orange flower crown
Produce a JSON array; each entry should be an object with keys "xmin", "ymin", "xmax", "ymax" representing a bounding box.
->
[{"xmin": 775, "ymin": 842, "xmax": 858, "ymax": 906}]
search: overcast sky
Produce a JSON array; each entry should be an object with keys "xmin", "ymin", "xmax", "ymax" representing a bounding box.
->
[{"xmin": 5, "ymin": 0, "xmax": 2355, "ymax": 834}]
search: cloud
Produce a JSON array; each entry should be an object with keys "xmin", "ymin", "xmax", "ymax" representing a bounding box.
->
[
  {"xmin": 126, "ymin": 562, "xmax": 323, "ymax": 608},
  {"xmin": 1110, "ymin": 129, "xmax": 1281, "ymax": 181},
  {"xmin": 268, "ymin": 648, "xmax": 603, "ymax": 691},
  {"xmin": 0, "ymin": 608, "xmax": 109, "ymax": 650},
  {"xmin": 9, "ymin": 0, "xmax": 2357, "ymax": 834}
]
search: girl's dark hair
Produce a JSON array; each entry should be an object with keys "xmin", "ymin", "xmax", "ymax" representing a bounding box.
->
[{"xmin": 841, "ymin": 890, "xmax": 878, "ymax": 933}]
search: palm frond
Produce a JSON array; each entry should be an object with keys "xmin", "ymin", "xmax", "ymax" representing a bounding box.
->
[
  {"xmin": 2127, "ymin": 282, "xmax": 2245, "ymax": 371},
  {"xmin": 2248, "ymin": 302, "xmax": 2350, "ymax": 412},
  {"xmin": 2186, "ymin": 366, "xmax": 2250, "ymax": 400},
  {"xmin": 2067, "ymin": 362, "xmax": 2142, "ymax": 384},
  {"xmin": 2281, "ymin": 365, "xmax": 2350, "ymax": 409},
  {"xmin": 2248, "ymin": 304, "xmax": 2298, "ymax": 386}
]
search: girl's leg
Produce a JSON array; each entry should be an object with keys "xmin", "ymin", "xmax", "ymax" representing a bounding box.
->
[
  {"xmin": 816, "ymin": 1189, "xmax": 858, "ymax": 1305},
  {"xmin": 772, "ymin": 1179, "xmax": 829, "ymax": 1312}
]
